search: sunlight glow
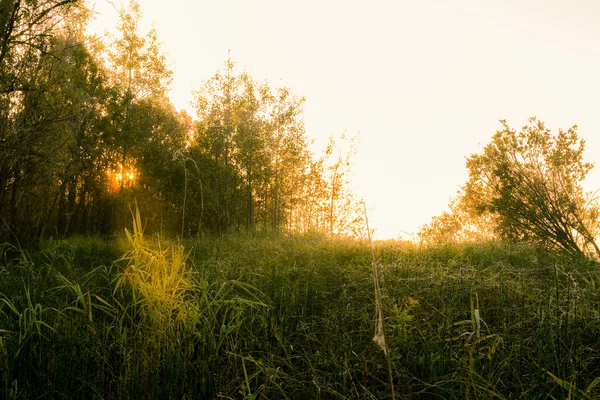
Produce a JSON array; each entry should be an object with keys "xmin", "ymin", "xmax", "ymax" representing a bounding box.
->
[{"xmin": 107, "ymin": 164, "xmax": 137, "ymax": 191}]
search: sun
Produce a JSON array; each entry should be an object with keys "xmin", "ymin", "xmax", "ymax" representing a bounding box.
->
[{"xmin": 107, "ymin": 164, "xmax": 137, "ymax": 191}]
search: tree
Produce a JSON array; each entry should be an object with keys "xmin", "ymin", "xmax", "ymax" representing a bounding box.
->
[
  {"xmin": 191, "ymin": 59, "xmax": 310, "ymax": 235},
  {"xmin": 437, "ymin": 117, "xmax": 600, "ymax": 258},
  {"xmin": 319, "ymin": 132, "xmax": 364, "ymax": 237},
  {"xmin": 0, "ymin": 0, "xmax": 79, "ymax": 95},
  {"xmin": 105, "ymin": 0, "xmax": 173, "ymax": 191},
  {"xmin": 189, "ymin": 58, "xmax": 366, "ymax": 237},
  {"xmin": 0, "ymin": 0, "xmax": 88, "ymax": 242},
  {"xmin": 419, "ymin": 194, "xmax": 497, "ymax": 244},
  {"xmin": 192, "ymin": 58, "xmax": 243, "ymax": 234},
  {"xmin": 107, "ymin": 0, "xmax": 171, "ymax": 100},
  {"xmin": 263, "ymin": 86, "xmax": 308, "ymax": 233},
  {"xmin": 131, "ymin": 97, "xmax": 189, "ymax": 235}
]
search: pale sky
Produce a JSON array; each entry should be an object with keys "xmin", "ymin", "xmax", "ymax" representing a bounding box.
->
[{"xmin": 87, "ymin": 0, "xmax": 600, "ymax": 239}]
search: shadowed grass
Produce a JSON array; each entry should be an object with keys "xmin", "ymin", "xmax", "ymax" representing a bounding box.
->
[{"xmin": 0, "ymin": 232, "xmax": 599, "ymax": 398}]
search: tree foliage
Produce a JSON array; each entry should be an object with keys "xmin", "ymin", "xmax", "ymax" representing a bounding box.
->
[
  {"xmin": 418, "ymin": 195, "xmax": 497, "ymax": 245},
  {"xmin": 422, "ymin": 118, "xmax": 600, "ymax": 258},
  {"xmin": 0, "ymin": 1, "xmax": 364, "ymax": 243},
  {"xmin": 187, "ymin": 59, "xmax": 364, "ymax": 237}
]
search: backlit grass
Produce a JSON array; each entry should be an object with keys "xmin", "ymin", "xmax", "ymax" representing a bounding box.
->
[{"xmin": 1, "ymin": 230, "xmax": 599, "ymax": 398}]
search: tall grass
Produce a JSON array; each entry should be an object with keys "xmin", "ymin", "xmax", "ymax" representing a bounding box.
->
[
  {"xmin": 0, "ymin": 227, "xmax": 599, "ymax": 398},
  {"xmin": 116, "ymin": 208, "xmax": 193, "ymax": 329}
]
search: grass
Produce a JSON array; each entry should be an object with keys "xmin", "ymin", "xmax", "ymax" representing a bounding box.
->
[{"xmin": 0, "ymin": 225, "xmax": 599, "ymax": 398}]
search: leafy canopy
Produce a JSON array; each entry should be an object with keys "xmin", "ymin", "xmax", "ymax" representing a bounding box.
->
[{"xmin": 422, "ymin": 117, "xmax": 600, "ymax": 258}]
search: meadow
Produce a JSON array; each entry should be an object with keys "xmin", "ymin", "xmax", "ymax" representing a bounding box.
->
[{"xmin": 1, "ymin": 216, "xmax": 600, "ymax": 399}]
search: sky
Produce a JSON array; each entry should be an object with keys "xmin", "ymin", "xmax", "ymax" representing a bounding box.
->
[{"xmin": 86, "ymin": 0, "xmax": 600, "ymax": 239}]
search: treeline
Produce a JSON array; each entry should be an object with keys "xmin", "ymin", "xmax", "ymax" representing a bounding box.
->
[{"xmin": 0, "ymin": 0, "xmax": 363, "ymax": 244}]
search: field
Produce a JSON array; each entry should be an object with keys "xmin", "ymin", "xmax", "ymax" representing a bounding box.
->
[{"xmin": 1, "ymin": 222, "xmax": 600, "ymax": 399}]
